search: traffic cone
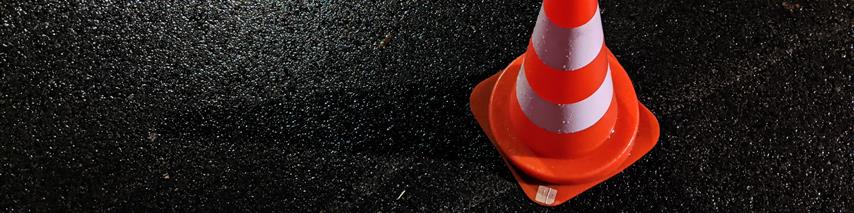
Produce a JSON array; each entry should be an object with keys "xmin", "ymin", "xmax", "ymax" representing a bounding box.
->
[{"xmin": 470, "ymin": 0, "xmax": 660, "ymax": 206}]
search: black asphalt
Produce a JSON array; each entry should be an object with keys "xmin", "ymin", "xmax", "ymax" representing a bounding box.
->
[{"xmin": 2, "ymin": 0, "xmax": 853, "ymax": 211}]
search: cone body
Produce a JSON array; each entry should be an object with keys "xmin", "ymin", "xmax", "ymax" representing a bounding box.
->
[
  {"xmin": 469, "ymin": 0, "xmax": 660, "ymax": 206},
  {"xmin": 513, "ymin": 0, "xmax": 615, "ymax": 158}
]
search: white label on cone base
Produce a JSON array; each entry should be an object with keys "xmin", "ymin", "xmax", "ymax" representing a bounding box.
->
[{"xmin": 535, "ymin": 185, "xmax": 557, "ymax": 205}]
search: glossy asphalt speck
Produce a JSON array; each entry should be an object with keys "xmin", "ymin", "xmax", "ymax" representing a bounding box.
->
[{"xmin": 1, "ymin": 0, "xmax": 853, "ymax": 211}]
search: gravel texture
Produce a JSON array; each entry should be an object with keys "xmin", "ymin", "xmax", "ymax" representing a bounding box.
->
[{"xmin": 1, "ymin": 0, "xmax": 853, "ymax": 211}]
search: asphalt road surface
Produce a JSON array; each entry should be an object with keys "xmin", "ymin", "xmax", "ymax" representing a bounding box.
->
[{"xmin": 2, "ymin": 0, "xmax": 853, "ymax": 211}]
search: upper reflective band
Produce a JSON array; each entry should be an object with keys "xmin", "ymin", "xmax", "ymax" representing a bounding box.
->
[
  {"xmin": 516, "ymin": 64, "xmax": 614, "ymax": 134},
  {"xmin": 542, "ymin": 0, "xmax": 599, "ymax": 28},
  {"xmin": 531, "ymin": 7, "xmax": 604, "ymax": 71}
]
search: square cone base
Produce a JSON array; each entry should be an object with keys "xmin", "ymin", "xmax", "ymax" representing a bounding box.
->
[{"xmin": 469, "ymin": 54, "xmax": 660, "ymax": 206}]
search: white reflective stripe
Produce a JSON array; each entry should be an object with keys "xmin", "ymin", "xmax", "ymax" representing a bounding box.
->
[
  {"xmin": 535, "ymin": 185, "xmax": 557, "ymax": 205},
  {"xmin": 531, "ymin": 7, "xmax": 604, "ymax": 71},
  {"xmin": 515, "ymin": 65, "xmax": 614, "ymax": 134}
]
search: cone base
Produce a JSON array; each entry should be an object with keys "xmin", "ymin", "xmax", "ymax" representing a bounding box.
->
[{"xmin": 469, "ymin": 49, "xmax": 660, "ymax": 206}]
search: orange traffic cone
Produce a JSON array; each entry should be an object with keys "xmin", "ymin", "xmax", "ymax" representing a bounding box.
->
[{"xmin": 470, "ymin": 0, "xmax": 660, "ymax": 206}]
